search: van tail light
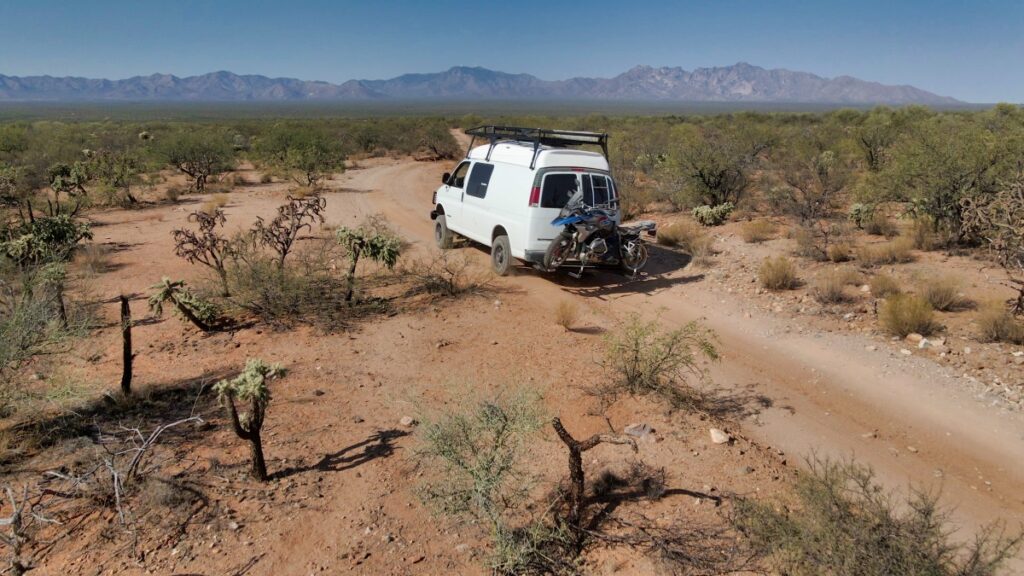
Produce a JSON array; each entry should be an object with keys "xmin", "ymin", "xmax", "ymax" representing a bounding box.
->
[
  {"xmin": 528, "ymin": 186, "xmax": 540, "ymax": 207},
  {"xmin": 432, "ymin": 190, "xmax": 437, "ymax": 205}
]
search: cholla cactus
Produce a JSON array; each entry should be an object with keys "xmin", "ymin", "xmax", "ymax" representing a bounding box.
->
[
  {"xmin": 214, "ymin": 359, "xmax": 286, "ymax": 481},
  {"xmin": 147, "ymin": 277, "xmax": 218, "ymax": 332},
  {"xmin": 336, "ymin": 217, "xmax": 402, "ymax": 303}
]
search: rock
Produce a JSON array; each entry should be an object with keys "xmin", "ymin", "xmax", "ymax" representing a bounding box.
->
[
  {"xmin": 907, "ymin": 446, "xmax": 919, "ymax": 453},
  {"xmin": 738, "ymin": 466, "xmax": 755, "ymax": 475},
  {"xmin": 353, "ymin": 416, "xmax": 364, "ymax": 423},
  {"xmin": 228, "ymin": 521, "xmax": 240, "ymax": 531},
  {"xmin": 861, "ymin": 431, "xmax": 877, "ymax": 439},
  {"xmin": 1013, "ymin": 351, "xmax": 1024, "ymax": 357},
  {"xmin": 905, "ymin": 333, "xmax": 924, "ymax": 344},
  {"xmin": 709, "ymin": 428, "xmax": 732, "ymax": 445},
  {"xmin": 964, "ymin": 347, "xmax": 973, "ymax": 355},
  {"xmin": 900, "ymin": 349, "xmax": 913, "ymax": 356},
  {"xmin": 918, "ymin": 339, "xmax": 932, "ymax": 350},
  {"xmin": 624, "ymin": 423, "xmax": 654, "ymax": 438},
  {"xmin": 313, "ymin": 389, "xmax": 325, "ymax": 396},
  {"xmin": 843, "ymin": 312, "xmax": 855, "ymax": 321},
  {"xmin": 454, "ymin": 544, "xmax": 470, "ymax": 554},
  {"xmin": 865, "ymin": 345, "xmax": 877, "ymax": 352},
  {"xmin": 860, "ymin": 284, "xmax": 871, "ymax": 293},
  {"xmin": 399, "ymin": 416, "xmax": 417, "ymax": 427}
]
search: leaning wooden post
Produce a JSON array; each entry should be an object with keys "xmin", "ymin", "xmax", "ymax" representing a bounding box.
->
[{"xmin": 119, "ymin": 295, "xmax": 133, "ymax": 396}]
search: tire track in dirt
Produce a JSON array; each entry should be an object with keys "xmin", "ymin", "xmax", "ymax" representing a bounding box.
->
[{"xmin": 332, "ymin": 157, "xmax": 1024, "ymax": 559}]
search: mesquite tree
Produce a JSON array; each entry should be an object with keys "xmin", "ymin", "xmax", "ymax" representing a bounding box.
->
[
  {"xmin": 336, "ymin": 219, "xmax": 402, "ymax": 303},
  {"xmin": 214, "ymin": 359, "xmax": 286, "ymax": 481},
  {"xmin": 158, "ymin": 131, "xmax": 233, "ymax": 192},
  {"xmin": 253, "ymin": 193, "xmax": 326, "ymax": 269},
  {"xmin": 172, "ymin": 208, "xmax": 233, "ymax": 296},
  {"xmin": 963, "ymin": 176, "xmax": 1024, "ymax": 314},
  {"xmin": 147, "ymin": 277, "xmax": 217, "ymax": 332}
]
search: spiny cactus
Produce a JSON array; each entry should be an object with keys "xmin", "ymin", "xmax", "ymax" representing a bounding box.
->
[
  {"xmin": 214, "ymin": 359, "xmax": 286, "ymax": 481},
  {"xmin": 336, "ymin": 217, "xmax": 402, "ymax": 303}
]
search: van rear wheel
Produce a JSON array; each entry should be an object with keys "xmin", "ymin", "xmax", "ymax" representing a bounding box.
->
[
  {"xmin": 435, "ymin": 215, "xmax": 454, "ymax": 249},
  {"xmin": 491, "ymin": 235, "xmax": 512, "ymax": 276}
]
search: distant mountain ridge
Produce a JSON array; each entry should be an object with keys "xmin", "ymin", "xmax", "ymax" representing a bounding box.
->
[{"xmin": 0, "ymin": 63, "xmax": 959, "ymax": 104}]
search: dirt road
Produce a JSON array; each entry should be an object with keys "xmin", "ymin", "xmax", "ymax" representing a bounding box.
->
[{"xmin": 335, "ymin": 156, "xmax": 1024, "ymax": 551}]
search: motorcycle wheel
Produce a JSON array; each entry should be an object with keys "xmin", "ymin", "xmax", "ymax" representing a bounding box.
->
[
  {"xmin": 620, "ymin": 242, "xmax": 649, "ymax": 275},
  {"xmin": 543, "ymin": 233, "xmax": 572, "ymax": 271}
]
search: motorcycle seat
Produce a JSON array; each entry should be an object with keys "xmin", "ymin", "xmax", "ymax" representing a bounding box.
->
[{"xmin": 620, "ymin": 220, "xmax": 656, "ymax": 234}]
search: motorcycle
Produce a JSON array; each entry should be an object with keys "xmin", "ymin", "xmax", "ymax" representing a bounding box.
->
[{"xmin": 543, "ymin": 190, "xmax": 656, "ymax": 278}]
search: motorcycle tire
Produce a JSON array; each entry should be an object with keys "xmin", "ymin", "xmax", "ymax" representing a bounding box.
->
[{"xmin": 543, "ymin": 233, "xmax": 572, "ymax": 271}]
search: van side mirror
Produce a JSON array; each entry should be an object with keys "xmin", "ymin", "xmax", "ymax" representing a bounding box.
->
[{"xmin": 441, "ymin": 172, "xmax": 451, "ymax": 184}]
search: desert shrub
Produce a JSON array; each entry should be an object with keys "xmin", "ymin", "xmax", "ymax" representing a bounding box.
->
[
  {"xmin": 909, "ymin": 217, "xmax": 940, "ymax": 251},
  {"xmin": 869, "ymin": 273, "xmax": 902, "ymax": 298},
  {"xmin": 418, "ymin": 390, "xmax": 574, "ymax": 574},
  {"xmin": 827, "ymin": 241, "xmax": 853, "ymax": 263},
  {"xmin": 856, "ymin": 238, "xmax": 914, "ymax": 267},
  {"xmin": 691, "ymin": 202, "xmax": 734, "ymax": 226},
  {"xmin": 252, "ymin": 124, "xmax": 346, "ymax": 187},
  {"xmin": 157, "ymin": 130, "xmax": 234, "ymax": 192},
  {"xmin": 201, "ymin": 193, "xmax": 229, "ymax": 215},
  {"xmin": 259, "ymin": 173, "xmax": 273, "ymax": 184},
  {"xmin": 848, "ymin": 202, "xmax": 873, "ymax": 229},
  {"xmin": 228, "ymin": 238, "xmax": 361, "ymax": 329},
  {"xmin": 403, "ymin": 252, "xmax": 490, "ymax": 298},
  {"xmin": 599, "ymin": 314, "xmax": 718, "ymax": 410},
  {"xmin": 759, "ymin": 256, "xmax": 799, "ymax": 290},
  {"xmin": 976, "ymin": 302, "xmax": 1024, "ymax": 344},
  {"xmin": 74, "ymin": 243, "xmax": 110, "ymax": 275},
  {"xmin": 656, "ymin": 220, "xmax": 704, "ymax": 250},
  {"xmin": 962, "ymin": 176, "xmax": 1024, "ymax": 314},
  {"xmin": 164, "ymin": 185, "xmax": 182, "ymax": 203},
  {"xmin": 740, "ymin": 219, "xmax": 775, "ymax": 243},
  {"xmin": 554, "ymin": 300, "xmax": 578, "ymax": 330},
  {"xmin": 920, "ymin": 275, "xmax": 966, "ymax": 311},
  {"xmin": 879, "ymin": 294, "xmax": 937, "ymax": 337},
  {"xmin": 864, "ymin": 211, "xmax": 899, "ymax": 238},
  {"xmin": 813, "ymin": 269, "xmax": 855, "ymax": 304},
  {"xmin": 734, "ymin": 457, "xmax": 1021, "ymax": 576}
]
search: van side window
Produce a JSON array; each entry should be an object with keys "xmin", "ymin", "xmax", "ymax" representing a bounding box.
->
[
  {"xmin": 466, "ymin": 163, "xmax": 494, "ymax": 199},
  {"xmin": 541, "ymin": 173, "xmax": 579, "ymax": 208},
  {"xmin": 449, "ymin": 162, "xmax": 471, "ymax": 188}
]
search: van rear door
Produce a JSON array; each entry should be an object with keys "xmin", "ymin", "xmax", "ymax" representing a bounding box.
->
[{"xmin": 527, "ymin": 172, "xmax": 579, "ymax": 249}]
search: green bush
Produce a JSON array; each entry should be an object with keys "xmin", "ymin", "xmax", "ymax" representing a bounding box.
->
[
  {"xmin": 735, "ymin": 457, "xmax": 1021, "ymax": 576},
  {"xmin": 691, "ymin": 202, "xmax": 734, "ymax": 226},
  {"xmin": 1, "ymin": 215, "xmax": 92, "ymax": 266}
]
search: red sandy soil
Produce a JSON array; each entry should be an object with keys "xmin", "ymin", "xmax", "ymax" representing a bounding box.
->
[{"xmin": 5, "ymin": 149, "xmax": 1024, "ymax": 574}]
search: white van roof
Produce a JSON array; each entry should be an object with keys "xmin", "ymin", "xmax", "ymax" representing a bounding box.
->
[{"xmin": 467, "ymin": 141, "xmax": 610, "ymax": 171}]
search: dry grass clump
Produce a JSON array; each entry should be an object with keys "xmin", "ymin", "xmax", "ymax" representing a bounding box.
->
[
  {"xmin": 864, "ymin": 212, "xmax": 899, "ymax": 238},
  {"xmin": 879, "ymin": 294, "xmax": 937, "ymax": 337},
  {"xmin": 910, "ymin": 218, "xmax": 939, "ymax": 250},
  {"xmin": 657, "ymin": 220, "xmax": 704, "ymax": 249},
  {"xmin": 868, "ymin": 273, "xmax": 902, "ymax": 298},
  {"xmin": 260, "ymin": 173, "xmax": 273, "ymax": 184},
  {"xmin": 976, "ymin": 302, "xmax": 1024, "ymax": 344},
  {"xmin": 856, "ymin": 238, "xmax": 914, "ymax": 267},
  {"xmin": 920, "ymin": 275, "xmax": 968, "ymax": 312},
  {"xmin": 826, "ymin": 241, "xmax": 853, "ymax": 263},
  {"xmin": 164, "ymin": 185, "xmax": 183, "ymax": 203},
  {"xmin": 554, "ymin": 300, "xmax": 579, "ymax": 330},
  {"xmin": 813, "ymin": 268, "xmax": 861, "ymax": 304},
  {"xmin": 74, "ymin": 243, "xmax": 111, "ymax": 275},
  {"xmin": 759, "ymin": 256, "xmax": 799, "ymax": 291},
  {"xmin": 740, "ymin": 219, "xmax": 776, "ymax": 243},
  {"xmin": 201, "ymin": 193, "xmax": 230, "ymax": 215}
]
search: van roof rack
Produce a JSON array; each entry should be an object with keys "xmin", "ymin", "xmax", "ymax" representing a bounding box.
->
[{"xmin": 464, "ymin": 125, "xmax": 609, "ymax": 170}]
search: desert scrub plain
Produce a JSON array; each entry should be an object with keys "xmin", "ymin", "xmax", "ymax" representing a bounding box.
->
[{"xmin": 0, "ymin": 108, "xmax": 1022, "ymax": 574}]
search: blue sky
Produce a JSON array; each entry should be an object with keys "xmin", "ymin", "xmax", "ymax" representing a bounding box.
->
[{"xmin": 0, "ymin": 0, "xmax": 1021, "ymax": 102}]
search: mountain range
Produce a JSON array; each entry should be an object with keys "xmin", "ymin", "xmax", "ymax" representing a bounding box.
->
[{"xmin": 0, "ymin": 63, "xmax": 959, "ymax": 105}]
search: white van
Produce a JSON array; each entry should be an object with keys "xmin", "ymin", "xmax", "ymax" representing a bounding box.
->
[{"xmin": 430, "ymin": 126, "xmax": 619, "ymax": 275}]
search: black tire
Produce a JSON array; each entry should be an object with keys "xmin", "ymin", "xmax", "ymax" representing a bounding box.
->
[
  {"xmin": 434, "ymin": 214, "xmax": 454, "ymax": 249},
  {"xmin": 620, "ymin": 241, "xmax": 649, "ymax": 276},
  {"xmin": 543, "ymin": 232, "xmax": 572, "ymax": 271},
  {"xmin": 491, "ymin": 234, "xmax": 512, "ymax": 276}
]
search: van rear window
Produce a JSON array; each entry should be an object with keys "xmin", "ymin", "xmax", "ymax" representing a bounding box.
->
[
  {"xmin": 541, "ymin": 174, "xmax": 578, "ymax": 208},
  {"xmin": 583, "ymin": 174, "xmax": 614, "ymax": 207}
]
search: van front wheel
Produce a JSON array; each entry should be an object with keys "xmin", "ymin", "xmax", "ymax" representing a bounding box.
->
[
  {"xmin": 491, "ymin": 235, "xmax": 512, "ymax": 276},
  {"xmin": 435, "ymin": 215, "xmax": 454, "ymax": 249}
]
